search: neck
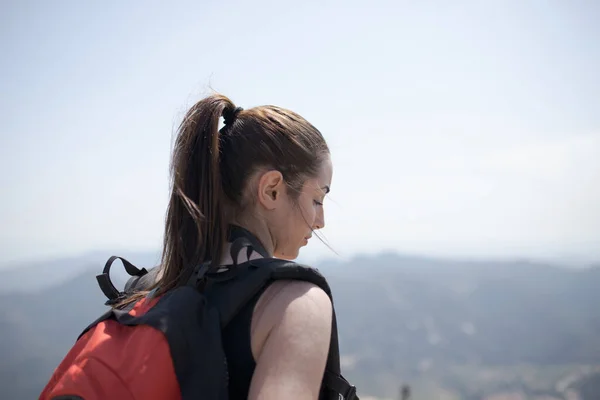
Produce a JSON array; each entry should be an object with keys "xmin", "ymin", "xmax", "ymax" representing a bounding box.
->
[{"xmin": 229, "ymin": 216, "xmax": 275, "ymax": 256}]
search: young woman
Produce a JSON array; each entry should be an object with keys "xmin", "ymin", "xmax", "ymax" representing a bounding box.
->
[
  {"xmin": 158, "ymin": 93, "xmax": 335, "ymax": 399},
  {"xmin": 39, "ymin": 93, "xmax": 347, "ymax": 400}
]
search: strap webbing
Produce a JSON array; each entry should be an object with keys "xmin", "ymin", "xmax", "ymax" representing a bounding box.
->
[{"xmin": 96, "ymin": 256, "xmax": 148, "ymax": 305}]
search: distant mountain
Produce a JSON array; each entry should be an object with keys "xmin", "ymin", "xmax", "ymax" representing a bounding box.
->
[
  {"xmin": 0, "ymin": 251, "xmax": 161, "ymax": 294},
  {"xmin": 1, "ymin": 252, "xmax": 599, "ymax": 399},
  {"xmin": 327, "ymin": 255, "xmax": 600, "ymax": 398},
  {"xmin": 0, "ymin": 270, "xmax": 108, "ymax": 399}
]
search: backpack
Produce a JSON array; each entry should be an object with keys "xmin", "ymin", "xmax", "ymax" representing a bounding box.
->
[{"xmin": 39, "ymin": 228, "xmax": 359, "ymax": 400}]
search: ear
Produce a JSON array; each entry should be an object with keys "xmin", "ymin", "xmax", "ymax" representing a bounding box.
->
[{"xmin": 256, "ymin": 169, "xmax": 285, "ymax": 210}]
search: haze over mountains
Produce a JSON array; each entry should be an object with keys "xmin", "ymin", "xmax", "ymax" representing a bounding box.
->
[{"xmin": 1, "ymin": 250, "xmax": 599, "ymax": 400}]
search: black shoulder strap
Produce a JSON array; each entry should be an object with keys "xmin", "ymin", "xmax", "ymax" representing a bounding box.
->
[
  {"xmin": 207, "ymin": 258, "xmax": 358, "ymax": 400},
  {"xmin": 96, "ymin": 256, "xmax": 148, "ymax": 306},
  {"xmin": 207, "ymin": 258, "xmax": 329, "ymax": 327}
]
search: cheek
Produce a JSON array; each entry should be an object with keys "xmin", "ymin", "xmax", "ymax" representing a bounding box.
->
[
  {"xmin": 285, "ymin": 201, "xmax": 313, "ymax": 237},
  {"xmin": 298, "ymin": 199, "xmax": 317, "ymax": 223}
]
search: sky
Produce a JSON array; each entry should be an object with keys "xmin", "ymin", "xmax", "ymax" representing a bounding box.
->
[{"xmin": 1, "ymin": 0, "xmax": 599, "ymax": 267}]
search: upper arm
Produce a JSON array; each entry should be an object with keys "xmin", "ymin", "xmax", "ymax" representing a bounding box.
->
[{"xmin": 248, "ymin": 280, "xmax": 333, "ymax": 400}]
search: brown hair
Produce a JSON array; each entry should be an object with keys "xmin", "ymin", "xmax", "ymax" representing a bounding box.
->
[{"xmin": 135, "ymin": 93, "xmax": 329, "ymax": 300}]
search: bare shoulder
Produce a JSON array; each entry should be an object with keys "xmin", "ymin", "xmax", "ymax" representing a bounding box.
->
[
  {"xmin": 262, "ymin": 279, "xmax": 332, "ymax": 319},
  {"xmin": 251, "ymin": 279, "xmax": 333, "ymax": 355},
  {"xmin": 249, "ymin": 279, "xmax": 333, "ymax": 400}
]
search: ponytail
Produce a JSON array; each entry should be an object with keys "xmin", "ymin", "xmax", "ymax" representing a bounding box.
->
[{"xmin": 157, "ymin": 94, "xmax": 236, "ymax": 295}]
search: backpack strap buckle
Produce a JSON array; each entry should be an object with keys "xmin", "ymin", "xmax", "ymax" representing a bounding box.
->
[
  {"xmin": 323, "ymin": 371, "xmax": 359, "ymax": 400},
  {"xmin": 344, "ymin": 385, "xmax": 358, "ymax": 400},
  {"xmin": 184, "ymin": 261, "xmax": 211, "ymax": 290}
]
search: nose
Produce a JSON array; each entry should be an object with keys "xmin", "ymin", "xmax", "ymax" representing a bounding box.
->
[{"xmin": 313, "ymin": 206, "xmax": 325, "ymax": 230}]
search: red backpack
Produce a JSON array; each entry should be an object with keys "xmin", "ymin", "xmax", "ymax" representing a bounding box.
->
[{"xmin": 39, "ymin": 231, "xmax": 358, "ymax": 400}]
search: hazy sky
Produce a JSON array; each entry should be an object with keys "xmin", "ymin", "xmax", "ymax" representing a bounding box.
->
[{"xmin": 1, "ymin": 0, "xmax": 599, "ymax": 266}]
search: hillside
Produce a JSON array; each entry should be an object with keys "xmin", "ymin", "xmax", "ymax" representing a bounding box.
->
[
  {"xmin": 326, "ymin": 254, "xmax": 600, "ymax": 398},
  {"xmin": 1, "ymin": 252, "xmax": 599, "ymax": 399}
]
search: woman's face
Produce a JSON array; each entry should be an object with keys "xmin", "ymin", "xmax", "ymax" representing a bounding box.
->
[{"xmin": 262, "ymin": 155, "xmax": 333, "ymax": 260}]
